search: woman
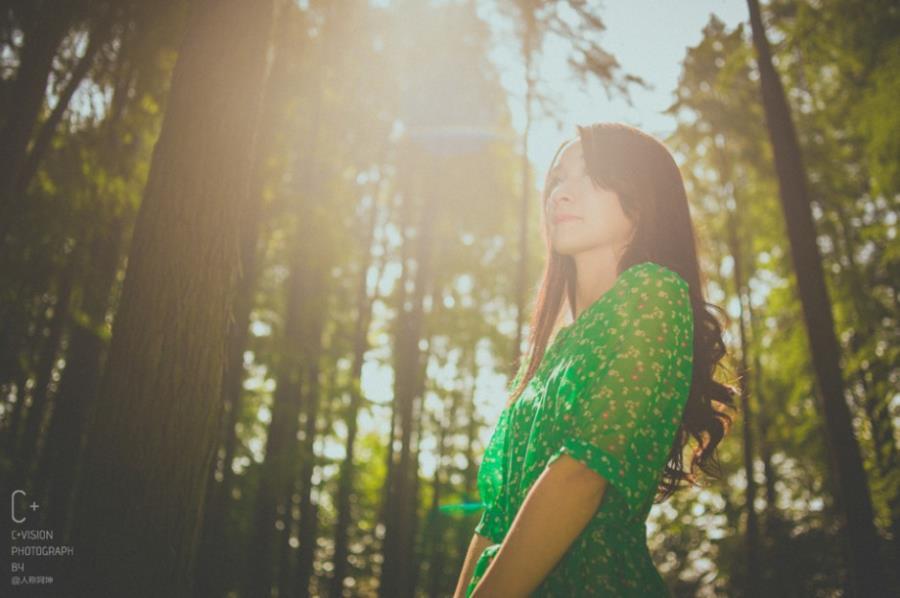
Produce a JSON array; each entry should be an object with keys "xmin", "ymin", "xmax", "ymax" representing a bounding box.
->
[{"xmin": 453, "ymin": 122, "xmax": 737, "ymax": 597}]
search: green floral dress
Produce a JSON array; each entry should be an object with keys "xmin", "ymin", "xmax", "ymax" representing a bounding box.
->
[{"xmin": 466, "ymin": 261, "xmax": 694, "ymax": 597}]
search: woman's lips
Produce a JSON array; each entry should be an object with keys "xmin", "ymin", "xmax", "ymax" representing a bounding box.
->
[{"xmin": 554, "ymin": 214, "xmax": 581, "ymax": 224}]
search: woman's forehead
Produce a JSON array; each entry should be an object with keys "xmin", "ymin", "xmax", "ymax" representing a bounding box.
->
[{"xmin": 551, "ymin": 139, "xmax": 583, "ymax": 173}]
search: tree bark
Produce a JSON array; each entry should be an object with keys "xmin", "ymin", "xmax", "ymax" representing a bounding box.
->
[
  {"xmin": 195, "ymin": 187, "xmax": 261, "ymax": 597},
  {"xmin": 194, "ymin": 5, "xmax": 291, "ymax": 593},
  {"xmin": 68, "ymin": 0, "xmax": 276, "ymax": 594},
  {"xmin": 745, "ymin": 1, "xmax": 890, "ymax": 595},
  {"xmin": 380, "ymin": 161, "xmax": 439, "ymax": 598}
]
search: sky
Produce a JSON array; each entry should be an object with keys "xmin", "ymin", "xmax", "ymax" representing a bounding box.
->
[{"xmin": 478, "ymin": 0, "xmax": 749, "ymax": 180}]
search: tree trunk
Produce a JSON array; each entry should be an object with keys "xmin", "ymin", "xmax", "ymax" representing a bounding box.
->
[
  {"xmin": 243, "ymin": 14, "xmax": 334, "ymax": 595},
  {"xmin": 0, "ymin": 299, "xmax": 28, "ymax": 391},
  {"xmin": 243, "ymin": 251, "xmax": 308, "ymax": 598},
  {"xmin": 457, "ymin": 348, "xmax": 481, "ymax": 562},
  {"xmin": 376, "ymin": 194, "xmax": 411, "ymax": 551},
  {"xmin": 294, "ymin": 312, "xmax": 327, "ymax": 597},
  {"xmin": 68, "ymin": 0, "xmax": 276, "ymax": 594},
  {"xmin": 377, "ymin": 358, "xmax": 400, "ymax": 557},
  {"xmin": 726, "ymin": 199, "xmax": 760, "ymax": 597},
  {"xmin": 38, "ymin": 216, "xmax": 124, "ymax": 540},
  {"xmin": 831, "ymin": 202, "xmax": 900, "ymax": 572},
  {"xmin": 715, "ymin": 138, "xmax": 761, "ymax": 596},
  {"xmin": 426, "ymin": 380, "xmax": 460, "ymax": 598},
  {"xmin": 195, "ymin": 193, "xmax": 261, "ymax": 597},
  {"xmin": 380, "ymin": 171, "xmax": 439, "ymax": 598},
  {"xmin": 746, "ymin": 289, "xmax": 784, "ymax": 595},
  {"xmin": 15, "ymin": 12, "xmax": 115, "ymax": 199},
  {"xmin": 194, "ymin": 6, "xmax": 290, "ymax": 593},
  {"xmin": 36, "ymin": 36, "xmax": 135, "ymax": 534},
  {"xmin": 0, "ymin": 296, "xmax": 49, "ymax": 455},
  {"xmin": 2, "ymin": 370, "xmax": 30, "ymax": 459},
  {"xmin": 512, "ymin": 8, "xmax": 534, "ymax": 371},
  {"xmin": 745, "ymin": 1, "xmax": 890, "ymax": 595},
  {"xmin": 330, "ymin": 178, "xmax": 388, "ymax": 598},
  {"xmin": 0, "ymin": 4, "xmax": 74, "ymax": 237},
  {"xmin": 406, "ymin": 303, "xmax": 437, "ymax": 598},
  {"xmin": 15, "ymin": 271, "xmax": 73, "ymax": 482}
]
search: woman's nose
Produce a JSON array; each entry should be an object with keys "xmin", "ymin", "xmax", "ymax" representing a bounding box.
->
[{"xmin": 550, "ymin": 190, "xmax": 572, "ymax": 211}]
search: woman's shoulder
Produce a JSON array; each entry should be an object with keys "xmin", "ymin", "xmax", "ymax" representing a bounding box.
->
[
  {"xmin": 612, "ymin": 261, "xmax": 693, "ymax": 332},
  {"xmin": 557, "ymin": 261, "xmax": 691, "ymax": 348},
  {"xmin": 619, "ymin": 260, "xmax": 689, "ymax": 295},
  {"xmin": 590, "ymin": 261, "xmax": 692, "ymax": 332}
]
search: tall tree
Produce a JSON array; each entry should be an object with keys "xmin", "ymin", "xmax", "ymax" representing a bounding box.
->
[
  {"xmin": 724, "ymin": 174, "xmax": 760, "ymax": 597},
  {"xmin": 379, "ymin": 150, "xmax": 439, "ymax": 598},
  {"xmin": 12, "ymin": 8, "xmax": 115, "ymax": 201},
  {"xmin": 12, "ymin": 269, "xmax": 71, "ymax": 475},
  {"xmin": 242, "ymin": 3, "xmax": 352, "ymax": 594},
  {"xmin": 0, "ymin": 0, "xmax": 77, "ymax": 234},
  {"xmin": 194, "ymin": 5, "xmax": 293, "ymax": 593},
  {"xmin": 330, "ymin": 176, "xmax": 390, "ymax": 598},
  {"xmin": 67, "ymin": 0, "xmax": 277, "ymax": 594},
  {"xmin": 39, "ymin": 216, "xmax": 124, "ymax": 538},
  {"xmin": 745, "ymin": 1, "xmax": 890, "ymax": 595}
]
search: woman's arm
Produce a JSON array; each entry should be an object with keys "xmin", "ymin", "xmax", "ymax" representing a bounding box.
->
[
  {"xmin": 469, "ymin": 453, "xmax": 608, "ymax": 598},
  {"xmin": 453, "ymin": 532, "xmax": 493, "ymax": 598}
]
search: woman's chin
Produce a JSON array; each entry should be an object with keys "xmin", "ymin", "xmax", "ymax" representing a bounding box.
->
[{"xmin": 551, "ymin": 241, "xmax": 584, "ymax": 256}]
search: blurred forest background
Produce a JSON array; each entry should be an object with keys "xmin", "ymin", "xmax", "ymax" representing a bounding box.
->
[{"xmin": 0, "ymin": 0, "xmax": 897, "ymax": 596}]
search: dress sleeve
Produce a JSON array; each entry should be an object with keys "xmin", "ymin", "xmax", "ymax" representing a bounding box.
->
[
  {"xmin": 547, "ymin": 265, "xmax": 694, "ymax": 516},
  {"xmin": 474, "ymin": 408, "xmax": 509, "ymax": 543},
  {"xmin": 473, "ymin": 359, "xmax": 526, "ymax": 542}
]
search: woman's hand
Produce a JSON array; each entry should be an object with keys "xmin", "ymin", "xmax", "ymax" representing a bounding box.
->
[{"xmin": 453, "ymin": 532, "xmax": 492, "ymax": 598}]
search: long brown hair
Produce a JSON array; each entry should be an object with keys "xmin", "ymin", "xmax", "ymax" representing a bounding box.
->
[{"xmin": 507, "ymin": 122, "xmax": 738, "ymax": 499}]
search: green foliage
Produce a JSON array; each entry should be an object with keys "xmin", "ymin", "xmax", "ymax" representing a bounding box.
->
[{"xmin": 663, "ymin": 2, "xmax": 898, "ymax": 593}]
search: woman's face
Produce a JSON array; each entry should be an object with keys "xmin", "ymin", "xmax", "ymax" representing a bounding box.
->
[{"xmin": 545, "ymin": 139, "xmax": 636, "ymax": 257}]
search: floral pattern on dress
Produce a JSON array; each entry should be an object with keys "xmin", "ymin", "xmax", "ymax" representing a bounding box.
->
[{"xmin": 468, "ymin": 260, "xmax": 694, "ymax": 597}]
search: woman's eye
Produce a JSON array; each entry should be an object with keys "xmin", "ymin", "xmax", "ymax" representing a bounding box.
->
[{"xmin": 548, "ymin": 176, "xmax": 562, "ymax": 189}]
